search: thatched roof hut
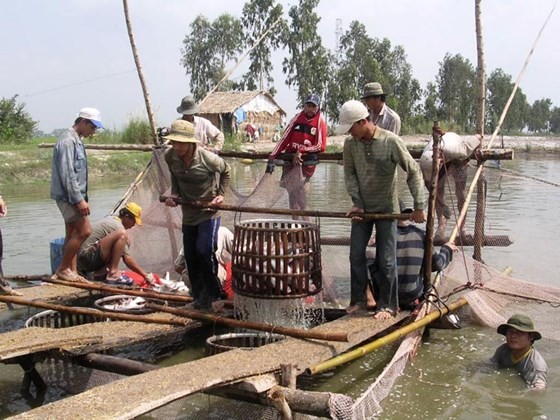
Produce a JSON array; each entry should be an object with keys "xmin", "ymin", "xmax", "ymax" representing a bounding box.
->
[{"xmin": 199, "ymin": 91, "xmax": 285, "ymax": 140}]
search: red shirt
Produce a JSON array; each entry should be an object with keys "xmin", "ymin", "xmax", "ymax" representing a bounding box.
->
[{"xmin": 269, "ymin": 110, "xmax": 327, "ymax": 178}]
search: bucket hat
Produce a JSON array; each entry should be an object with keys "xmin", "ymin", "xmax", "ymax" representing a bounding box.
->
[
  {"xmin": 361, "ymin": 82, "xmax": 385, "ymax": 99},
  {"xmin": 176, "ymin": 95, "xmax": 200, "ymax": 115},
  {"xmin": 497, "ymin": 314, "xmax": 542, "ymax": 340},
  {"xmin": 124, "ymin": 202, "xmax": 142, "ymax": 226},
  {"xmin": 166, "ymin": 119, "xmax": 199, "ymax": 143},
  {"xmin": 78, "ymin": 107, "xmax": 104, "ymax": 129},
  {"xmin": 335, "ymin": 100, "xmax": 370, "ymax": 134}
]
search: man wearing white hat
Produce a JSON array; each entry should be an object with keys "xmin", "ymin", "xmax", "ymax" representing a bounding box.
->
[
  {"xmin": 163, "ymin": 119, "xmax": 231, "ymax": 310},
  {"xmin": 336, "ymin": 100, "xmax": 425, "ymax": 319},
  {"xmin": 50, "ymin": 107, "xmax": 104, "ymax": 282}
]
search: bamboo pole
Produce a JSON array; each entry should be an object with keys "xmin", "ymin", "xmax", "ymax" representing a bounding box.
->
[
  {"xmin": 36, "ymin": 143, "xmax": 514, "ymax": 162},
  {"xmin": 42, "ymin": 277, "xmax": 193, "ymax": 304},
  {"xmin": 146, "ymin": 302, "xmax": 349, "ymax": 342},
  {"xmin": 122, "ymin": 0, "xmax": 158, "ymax": 145},
  {"xmin": 307, "ymin": 297, "xmax": 468, "ymax": 375},
  {"xmin": 449, "ymin": 5, "xmax": 555, "ymax": 243},
  {"xmin": 0, "ymin": 294, "xmax": 191, "ymax": 327},
  {"xmin": 159, "ymin": 196, "xmax": 410, "ymax": 221}
]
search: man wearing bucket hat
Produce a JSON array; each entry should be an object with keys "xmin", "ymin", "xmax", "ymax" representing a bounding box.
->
[
  {"xmin": 164, "ymin": 119, "xmax": 231, "ymax": 310},
  {"xmin": 176, "ymin": 95, "xmax": 224, "ymax": 152},
  {"xmin": 336, "ymin": 100, "xmax": 425, "ymax": 320},
  {"xmin": 77, "ymin": 202, "xmax": 154, "ymax": 286},
  {"xmin": 265, "ymin": 93, "xmax": 327, "ymax": 217},
  {"xmin": 491, "ymin": 314, "xmax": 548, "ymax": 389},
  {"xmin": 50, "ymin": 107, "xmax": 105, "ymax": 283},
  {"xmin": 361, "ymin": 82, "xmax": 401, "ymax": 135}
]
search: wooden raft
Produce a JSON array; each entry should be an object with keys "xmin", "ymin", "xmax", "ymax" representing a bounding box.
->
[
  {"xmin": 0, "ymin": 284, "xmax": 93, "ymax": 311},
  {"xmin": 0, "ymin": 316, "xmax": 200, "ymax": 362},
  {"xmin": 13, "ymin": 311, "xmax": 408, "ymax": 419}
]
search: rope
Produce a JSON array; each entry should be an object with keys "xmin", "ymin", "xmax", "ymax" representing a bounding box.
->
[{"xmin": 490, "ymin": 166, "xmax": 560, "ymax": 188}]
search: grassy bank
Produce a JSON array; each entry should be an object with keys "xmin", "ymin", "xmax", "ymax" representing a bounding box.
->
[{"xmin": 0, "ymin": 137, "xmax": 151, "ymax": 185}]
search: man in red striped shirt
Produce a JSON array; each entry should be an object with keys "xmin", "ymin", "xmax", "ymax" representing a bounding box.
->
[{"xmin": 266, "ymin": 94, "xmax": 327, "ymax": 217}]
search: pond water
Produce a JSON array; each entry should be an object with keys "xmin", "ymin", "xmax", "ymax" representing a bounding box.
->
[{"xmin": 0, "ymin": 155, "xmax": 559, "ymax": 418}]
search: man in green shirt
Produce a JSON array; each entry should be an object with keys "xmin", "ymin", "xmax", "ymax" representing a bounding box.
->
[
  {"xmin": 163, "ymin": 120, "xmax": 231, "ymax": 310},
  {"xmin": 336, "ymin": 100, "xmax": 426, "ymax": 319}
]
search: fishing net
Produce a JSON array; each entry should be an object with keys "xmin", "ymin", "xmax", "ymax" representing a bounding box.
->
[{"xmin": 73, "ymin": 146, "xmax": 560, "ymax": 418}]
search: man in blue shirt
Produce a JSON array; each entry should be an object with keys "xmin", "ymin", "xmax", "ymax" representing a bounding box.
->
[{"xmin": 51, "ymin": 108, "xmax": 104, "ymax": 282}]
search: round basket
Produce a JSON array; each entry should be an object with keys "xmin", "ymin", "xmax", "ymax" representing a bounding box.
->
[
  {"xmin": 25, "ymin": 309, "xmax": 105, "ymax": 329},
  {"xmin": 93, "ymin": 295, "xmax": 153, "ymax": 314},
  {"xmin": 232, "ymin": 219, "xmax": 322, "ymax": 299},
  {"xmin": 205, "ymin": 332, "xmax": 285, "ymax": 357}
]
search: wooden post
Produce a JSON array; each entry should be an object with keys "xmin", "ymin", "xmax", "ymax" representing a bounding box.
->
[
  {"xmin": 281, "ymin": 364, "xmax": 297, "ymax": 389},
  {"xmin": 74, "ymin": 353, "xmax": 159, "ymax": 376},
  {"xmin": 423, "ymin": 122, "xmax": 442, "ymax": 291},
  {"xmin": 122, "ymin": 0, "xmax": 158, "ymax": 145},
  {"xmin": 473, "ymin": 0, "xmax": 487, "ymax": 262}
]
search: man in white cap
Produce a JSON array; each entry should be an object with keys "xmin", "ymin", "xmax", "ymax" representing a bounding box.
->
[
  {"xmin": 491, "ymin": 314, "xmax": 548, "ymax": 389},
  {"xmin": 50, "ymin": 107, "xmax": 104, "ymax": 282},
  {"xmin": 77, "ymin": 202, "xmax": 155, "ymax": 285},
  {"xmin": 176, "ymin": 95, "xmax": 224, "ymax": 152},
  {"xmin": 336, "ymin": 100, "xmax": 425, "ymax": 319},
  {"xmin": 163, "ymin": 119, "xmax": 231, "ymax": 310},
  {"xmin": 361, "ymin": 82, "xmax": 401, "ymax": 135}
]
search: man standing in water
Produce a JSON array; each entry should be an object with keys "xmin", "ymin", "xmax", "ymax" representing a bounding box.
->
[
  {"xmin": 164, "ymin": 120, "xmax": 231, "ymax": 310},
  {"xmin": 265, "ymin": 93, "xmax": 327, "ymax": 216},
  {"xmin": 491, "ymin": 314, "xmax": 548, "ymax": 389},
  {"xmin": 0, "ymin": 195, "xmax": 21, "ymax": 295},
  {"xmin": 51, "ymin": 108, "xmax": 104, "ymax": 282},
  {"xmin": 337, "ymin": 100, "xmax": 425, "ymax": 319}
]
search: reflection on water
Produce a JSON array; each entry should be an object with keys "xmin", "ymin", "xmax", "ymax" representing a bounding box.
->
[{"xmin": 1, "ymin": 156, "xmax": 559, "ymax": 418}]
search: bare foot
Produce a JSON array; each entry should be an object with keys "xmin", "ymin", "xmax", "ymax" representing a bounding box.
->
[
  {"xmin": 53, "ymin": 270, "xmax": 89, "ymax": 283},
  {"xmin": 346, "ymin": 303, "xmax": 366, "ymax": 314},
  {"xmin": 373, "ymin": 308, "xmax": 395, "ymax": 320}
]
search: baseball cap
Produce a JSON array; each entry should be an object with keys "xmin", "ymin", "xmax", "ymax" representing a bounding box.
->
[
  {"xmin": 78, "ymin": 107, "xmax": 104, "ymax": 129},
  {"xmin": 124, "ymin": 202, "xmax": 143, "ymax": 226},
  {"xmin": 304, "ymin": 93, "xmax": 320, "ymax": 106},
  {"xmin": 335, "ymin": 100, "xmax": 369, "ymax": 134}
]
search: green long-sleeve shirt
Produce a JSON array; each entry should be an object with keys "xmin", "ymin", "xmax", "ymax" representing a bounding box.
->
[
  {"xmin": 343, "ymin": 127, "xmax": 425, "ymax": 213},
  {"xmin": 164, "ymin": 146, "xmax": 231, "ymax": 225}
]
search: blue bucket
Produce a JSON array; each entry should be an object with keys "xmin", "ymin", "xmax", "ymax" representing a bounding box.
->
[{"xmin": 50, "ymin": 238, "xmax": 65, "ymax": 274}]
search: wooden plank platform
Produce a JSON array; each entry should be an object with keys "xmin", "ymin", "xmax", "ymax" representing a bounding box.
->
[
  {"xmin": 0, "ymin": 316, "xmax": 201, "ymax": 362},
  {"xmin": 14, "ymin": 310, "xmax": 408, "ymax": 419},
  {"xmin": 0, "ymin": 284, "xmax": 94, "ymax": 311}
]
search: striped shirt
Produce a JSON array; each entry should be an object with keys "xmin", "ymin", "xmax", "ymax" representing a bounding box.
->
[{"xmin": 343, "ymin": 127, "xmax": 425, "ymax": 213}]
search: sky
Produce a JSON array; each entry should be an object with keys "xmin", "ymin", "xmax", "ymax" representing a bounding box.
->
[{"xmin": 1, "ymin": 0, "xmax": 558, "ymax": 133}]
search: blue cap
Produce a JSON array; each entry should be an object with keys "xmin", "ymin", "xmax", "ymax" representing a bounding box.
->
[{"xmin": 304, "ymin": 93, "xmax": 320, "ymax": 106}]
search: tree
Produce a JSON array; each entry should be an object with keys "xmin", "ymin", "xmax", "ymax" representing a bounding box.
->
[
  {"xmin": 283, "ymin": 0, "xmax": 330, "ymax": 105},
  {"xmin": 0, "ymin": 95, "xmax": 37, "ymax": 144},
  {"xmin": 240, "ymin": 0, "xmax": 287, "ymax": 95},
  {"xmin": 549, "ymin": 106, "xmax": 560, "ymax": 134},
  {"xmin": 435, "ymin": 53, "xmax": 477, "ymax": 132},
  {"xmin": 527, "ymin": 98, "xmax": 552, "ymax": 133},
  {"xmin": 180, "ymin": 14, "xmax": 243, "ymax": 100},
  {"xmin": 486, "ymin": 68, "xmax": 528, "ymax": 134}
]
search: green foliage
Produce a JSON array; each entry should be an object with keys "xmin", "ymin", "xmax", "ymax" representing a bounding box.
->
[
  {"xmin": 223, "ymin": 133, "xmax": 244, "ymax": 151},
  {"xmin": 0, "ymin": 96, "xmax": 37, "ymax": 144},
  {"xmin": 436, "ymin": 53, "xmax": 477, "ymax": 132},
  {"xmin": 486, "ymin": 68, "xmax": 528, "ymax": 134},
  {"xmin": 283, "ymin": 0, "xmax": 331, "ymax": 105},
  {"xmin": 549, "ymin": 107, "xmax": 560, "ymax": 134},
  {"xmin": 527, "ymin": 98, "xmax": 552, "ymax": 133},
  {"xmin": 239, "ymin": 0, "xmax": 287, "ymax": 93},
  {"xmin": 180, "ymin": 14, "xmax": 243, "ymax": 100},
  {"xmin": 120, "ymin": 117, "xmax": 153, "ymax": 144}
]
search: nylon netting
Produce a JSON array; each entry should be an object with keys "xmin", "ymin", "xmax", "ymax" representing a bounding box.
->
[{"xmin": 42, "ymin": 147, "xmax": 560, "ymax": 419}]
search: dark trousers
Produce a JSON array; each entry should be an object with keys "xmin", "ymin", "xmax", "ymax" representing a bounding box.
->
[{"xmin": 182, "ymin": 218, "xmax": 223, "ymax": 305}]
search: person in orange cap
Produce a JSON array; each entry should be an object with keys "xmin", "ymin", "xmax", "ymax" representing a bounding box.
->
[{"xmin": 77, "ymin": 202, "xmax": 155, "ymax": 285}]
